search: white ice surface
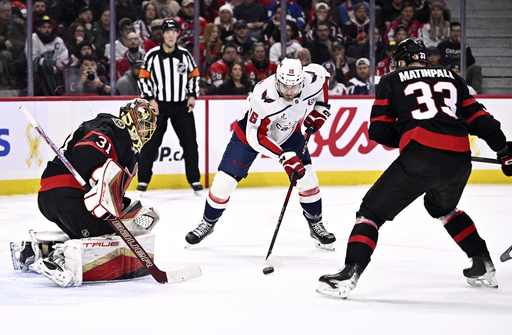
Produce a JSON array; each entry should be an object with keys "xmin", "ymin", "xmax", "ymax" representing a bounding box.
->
[{"xmin": 1, "ymin": 185, "xmax": 512, "ymax": 334}]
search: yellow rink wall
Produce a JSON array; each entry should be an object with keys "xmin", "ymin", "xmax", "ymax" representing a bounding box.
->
[{"xmin": 1, "ymin": 96, "xmax": 511, "ymax": 196}]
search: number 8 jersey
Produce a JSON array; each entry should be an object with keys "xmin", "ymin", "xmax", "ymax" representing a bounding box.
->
[{"xmin": 369, "ymin": 65, "xmax": 507, "ymax": 153}]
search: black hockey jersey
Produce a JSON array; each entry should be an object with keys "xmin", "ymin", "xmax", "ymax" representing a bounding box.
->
[
  {"xmin": 369, "ymin": 66, "xmax": 506, "ymax": 153},
  {"xmin": 39, "ymin": 113, "xmax": 137, "ymax": 192}
]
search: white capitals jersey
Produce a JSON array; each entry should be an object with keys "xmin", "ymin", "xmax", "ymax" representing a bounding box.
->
[{"xmin": 236, "ymin": 63, "xmax": 329, "ymax": 159}]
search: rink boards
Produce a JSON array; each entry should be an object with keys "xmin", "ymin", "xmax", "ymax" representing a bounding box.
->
[{"xmin": 0, "ymin": 95, "xmax": 511, "ymax": 195}]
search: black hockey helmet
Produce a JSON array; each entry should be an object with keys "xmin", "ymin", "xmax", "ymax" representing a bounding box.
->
[
  {"xmin": 161, "ymin": 19, "xmax": 180, "ymax": 33},
  {"xmin": 391, "ymin": 38, "xmax": 427, "ymax": 68}
]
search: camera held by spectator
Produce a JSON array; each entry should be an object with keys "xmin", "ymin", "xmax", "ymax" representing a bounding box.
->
[{"xmin": 86, "ymin": 70, "xmax": 96, "ymax": 81}]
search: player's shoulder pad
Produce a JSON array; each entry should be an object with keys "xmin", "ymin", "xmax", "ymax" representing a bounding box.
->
[
  {"xmin": 251, "ymin": 75, "xmax": 279, "ymax": 106},
  {"xmin": 302, "ymin": 63, "xmax": 328, "ymax": 94}
]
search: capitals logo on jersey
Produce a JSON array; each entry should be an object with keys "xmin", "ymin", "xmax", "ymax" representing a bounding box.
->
[
  {"xmin": 261, "ymin": 90, "xmax": 275, "ymax": 103},
  {"xmin": 305, "ymin": 71, "xmax": 317, "ymax": 83}
]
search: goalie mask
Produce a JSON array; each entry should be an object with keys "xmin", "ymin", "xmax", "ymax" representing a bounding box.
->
[
  {"xmin": 275, "ymin": 58, "xmax": 304, "ymax": 101},
  {"xmin": 119, "ymin": 98, "xmax": 157, "ymax": 152},
  {"xmin": 391, "ymin": 38, "xmax": 427, "ymax": 69}
]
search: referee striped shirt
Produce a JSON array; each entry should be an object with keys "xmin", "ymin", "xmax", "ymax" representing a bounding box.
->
[{"xmin": 138, "ymin": 45, "xmax": 200, "ymax": 102}]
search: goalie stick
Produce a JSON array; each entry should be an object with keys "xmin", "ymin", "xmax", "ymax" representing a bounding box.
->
[
  {"xmin": 265, "ymin": 128, "xmax": 314, "ymax": 268},
  {"xmin": 20, "ymin": 105, "xmax": 201, "ymax": 284}
]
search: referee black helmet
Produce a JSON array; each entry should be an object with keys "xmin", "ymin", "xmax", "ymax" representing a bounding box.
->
[{"xmin": 161, "ymin": 19, "xmax": 180, "ymax": 33}]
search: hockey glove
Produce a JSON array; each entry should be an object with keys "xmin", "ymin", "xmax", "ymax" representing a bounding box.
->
[
  {"xmin": 279, "ymin": 151, "xmax": 305, "ymax": 183},
  {"xmin": 497, "ymin": 142, "xmax": 512, "ymax": 176},
  {"xmin": 304, "ymin": 104, "xmax": 330, "ymax": 133}
]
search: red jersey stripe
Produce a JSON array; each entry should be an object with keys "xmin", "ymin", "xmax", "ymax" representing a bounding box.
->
[
  {"xmin": 399, "ymin": 127, "xmax": 470, "ymax": 153},
  {"xmin": 39, "ymin": 174, "xmax": 85, "ymax": 192}
]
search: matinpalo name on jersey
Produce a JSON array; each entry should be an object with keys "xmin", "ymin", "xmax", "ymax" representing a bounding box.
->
[{"xmin": 398, "ymin": 68, "xmax": 454, "ymax": 82}]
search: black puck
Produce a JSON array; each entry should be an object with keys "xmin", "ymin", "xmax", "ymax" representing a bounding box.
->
[{"xmin": 262, "ymin": 266, "xmax": 274, "ymax": 275}]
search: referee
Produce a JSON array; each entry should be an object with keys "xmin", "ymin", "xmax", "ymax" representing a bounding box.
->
[{"xmin": 137, "ymin": 19, "xmax": 203, "ymax": 192}]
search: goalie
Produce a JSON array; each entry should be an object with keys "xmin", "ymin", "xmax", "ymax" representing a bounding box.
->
[{"xmin": 11, "ymin": 98, "xmax": 159, "ymax": 287}]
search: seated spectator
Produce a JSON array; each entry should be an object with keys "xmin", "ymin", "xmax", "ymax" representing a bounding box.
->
[
  {"xmin": 427, "ymin": 45, "xmax": 440, "ymax": 67},
  {"xmin": 64, "ymin": 23, "xmax": 86, "ymax": 56},
  {"xmin": 380, "ymin": 0, "xmax": 402, "ymax": 29},
  {"xmin": 225, "ymin": 20, "xmax": 259, "ymax": 61},
  {"xmin": 306, "ymin": 2, "xmax": 342, "ymax": 44},
  {"xmin": 328, "ymin": 40, "xmax": 356, "ymax": 85},
  {"xmin": 244, "ymin": 42, "xmax": 277, "ymax": 87},
  {"xmin": 418, "ymin": 1, "xmax": 450, "ymax": 48},
  {"xmin": 67, "ymin": 54, "xmax": 111, "ymax": 95},
  {"xmin": 384, "ymin": 1, "xmax": 420, "ymax": 44},
  {"xmin": 357, "ymin": 27, "xmax": 387, "ymax": 65},
  {"xmin": 346, "ymin": 57, "xmax": 380, "ymax": 95},
  {"xmin": 305, "ymin": 20, "xmax": 334, "ymax": 65},
  {"xmin": 233, "ymin": 0, "xmax": 267, "ymax": 40},
  {"xmin": 341, "ymin": 3, "xmax": 370, "ymax": 58},
  {"xmin": 262, "ymin": 2, "xmax": 302, "ymax": 46},
  {"xmin": 217, "ymin": 60, "xmax": 253, "ymax": 95},
  {"xmin": 105, "ymin": 18, "xmax": 144, "ymax": 61},
  {"xmin": 394, "ymin": 23, "xmax": 410, "ymax": 44},
  {"xmin": 415, "ymin": 0, "xmax": 451, "ymax": 24},
  {"xmin": 322, "ymin": 61, "xmax": 346, "ymax": 96},
  {"xmin": 143, "ymin": 19, "xmax": 164, "ymax": 53},
  {"xmin": 206, "ymin": 42, "xmax": 239, "ymax": 87},
  {"xmin": 448, "ymin": 62, "xmax": 477, "ymax": 95},
  {"xmin": 338, "ymin": 0, "xmax": 370, "ymax": 26},
  {"xmin": 116, "ymin": 58, "xmax": 143, "ymax": 95},
  {"xmin": 66, "ymin": 7, "xmax": 95, "ymax": 46},
  {"xmin": 116, "ymin": 0, "xmax": 138, "ymax": 24},
  {"xmin": 266, "ymin": 0, "xmax": 306, "ymax": 30},
  {"xmin": 175, "ymin": 0, "xmax": 207, "ymax": 47},
  {"xmin": 295, "ymin": 47, "xmax": 311, "ymax": 67},
  {"xmin": 438, "ymin": 21, "xmax": 482, "ymax": 93},
  {"xmin": 67, "ymin": 40, "xmax": 94, "ymax": 69},
  {"xmin": 133, "ymin": 2, "xmax": 158, "ymax": 44},
  {"xmin": 215, "ymin": 3, "xmax": 236, "ymax": 42},
  {"xmin": 92, "ymin": 8, "xmax": 111, "ymax": 57},
  {"xmin": 116, "ymin": 32, "xmax": 145, "ymax": 79},
  {"xmin": 30, "ymin": 15, "xmax": 69, "ymax": 95},
  {"xmin": 199, "ymin": 23, "xmax": 222, "ymax": 72},
  {"xmin": 200, "ymin": 0, "xmax": 219, "ymax": 23},
  {"xmin": 150, "ymin": 0, "xmax": 180, "ymax": 19},
  {"xmin": 32, "ymin": 0, "xmax": 60, "ymax": 35},
  {"xmin": 376, "ymin": 40, "xmax": 397, "ymax": 77},
  {"xmin": 269, "ymin": 23, "xmax": 302, "ymax": 63},
  {"xmin": 0, "ymin": 0, "xmax": 26, "ymax": 90}
]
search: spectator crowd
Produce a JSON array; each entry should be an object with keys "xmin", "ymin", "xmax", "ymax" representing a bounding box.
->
[{"xmin": 0, "ymin": 0, "xmax": 483, "ymax": 96}]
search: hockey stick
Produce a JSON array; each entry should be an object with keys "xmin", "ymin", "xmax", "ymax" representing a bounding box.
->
[
  {"xmin": 471, "ymin": 156, "xmax": 499, "ymax": 164},
  {"xmin": 500, "ymin": 245, "xmax": 512, "ymax": 262},
  {"xmin": 20, "ymin": 105, "xmax": 201, "ymax": 284},
  {"xmin": 265, "ymin": 128, "xmax": 314, "ymax": 268}
]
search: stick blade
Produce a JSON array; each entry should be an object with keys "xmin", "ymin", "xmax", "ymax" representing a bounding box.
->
[
  {"xmin": 500, "ymin": 245, "xmax": 512, "ymax": 262},
  {"xmin": 167, "ymin": 265, "xmax": 202, "ymax": 283},
  {"xmin": 265, "ymin": 254, "xmax": 282, "ymax": 267}
]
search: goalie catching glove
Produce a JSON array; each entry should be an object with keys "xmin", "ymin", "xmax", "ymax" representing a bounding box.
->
[
  {"xmin": 279, "ymin": 151, "xmax": 305, "ymax": 183},
  {"xmin": 84, "ymin": 159, "xmax": 127, "ymax": 219},
  {"xmin": 497, "ymin": 142, "xmax": 512, "ymax": 176},
  {"xmin": 304, "ymin": 103, "xmax": 330, "ymax": 133}
]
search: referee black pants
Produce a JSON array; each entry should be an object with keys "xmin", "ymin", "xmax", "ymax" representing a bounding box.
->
[{"xmin": 138, "ymin": 100, "xmax": 200, "ymax": 185}]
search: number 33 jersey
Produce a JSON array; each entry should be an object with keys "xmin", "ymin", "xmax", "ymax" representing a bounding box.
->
[
  {"xmin": 370, "ymin": 66, "xmax": 506, "ymax": 153},
  {"xmin": 235, "ymin": 63, "xmax": 329, "ymax": 159}
]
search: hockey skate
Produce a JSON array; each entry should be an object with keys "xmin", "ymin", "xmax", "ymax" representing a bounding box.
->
[
  {"xmin": 38, "ymin": 245, "xmax": 79, "ymax": 288},
  {"xmin": 308, "ymin": 220, "xmax": 336, "ymax": 251},
  {"xmin": 190, "ymin": 182, "xmax": 204, "ymax": 196},
  {"xmin": 463, "ymin": 252, "xmax": 498, "ymax": 288},
  {"xmin": 10, "ymin": 241, "xmax": 38, "ymax": 272},
  {"xmin": 316, "ymin": 264, "xmax": 364, "ymax": 299},
  {"xmin": 185, "ymin": 219, "xmax": 215, "ymax": 247}
]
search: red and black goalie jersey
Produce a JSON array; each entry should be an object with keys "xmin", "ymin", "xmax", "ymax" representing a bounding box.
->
[
  {"xmin": 39, "ymin": 113, "xmax": 138, "ymax": 192},
  {"xmin": 370, "ymin": 66, "xmax": 506, "ymax": 153}
]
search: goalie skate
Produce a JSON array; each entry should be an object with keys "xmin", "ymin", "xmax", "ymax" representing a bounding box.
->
[
  {"xmin": 463, "ymin": 252, "xmax": 498, "ymax": 288},
  {"xmin": 38, "ymin": 245, "xmax": 79, "ymax": 288},
  {"xmin": 10, "ymin": 241, "xmax": 36, "ymax": 272},
  {"xmin": 316, "ymin": 264, "xmax": 363, "ymax": 299},
  {"xmin": 308, "ymin": 220, "xmax": 336, "ymax": 251}
]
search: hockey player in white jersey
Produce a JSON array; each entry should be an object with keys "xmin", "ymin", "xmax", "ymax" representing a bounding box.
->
[{"xmin": 185, "ymin": 58, "xmax": 336, "ymax": 250}]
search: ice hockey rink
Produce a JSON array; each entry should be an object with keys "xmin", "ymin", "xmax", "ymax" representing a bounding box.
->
[{"xmin": 1, "ymin": 183, "xmax": 512, "ymax": 334}]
